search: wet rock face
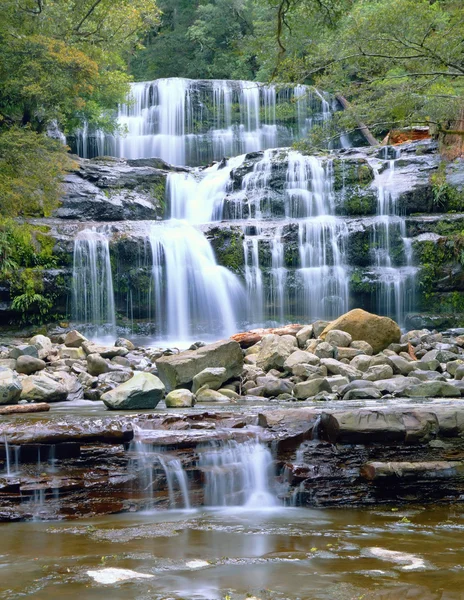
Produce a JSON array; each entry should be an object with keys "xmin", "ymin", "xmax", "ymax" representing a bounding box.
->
[
  {"xmin": 0, "ymin": 368, "xmax": 22, "ymax": 405},
  {"xmin": 101, "ymin": 372, "xmax": 165, "ymax": 410}
]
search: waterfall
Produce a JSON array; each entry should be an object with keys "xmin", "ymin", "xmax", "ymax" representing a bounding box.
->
[
  {"xmin": 270, "ymin": 228, "xmax": 287, "ymax": 323},
  {"xmin": 72, "ymin": 228, "xmax": 116, "ymax": 332},
  {"xmin": 198, "ymin": 441, "xmax": 277, "ymax": 508},
  {"xmin": 243, "ymin": 236, "xmax": 264, "ymax": 327},
  {"xmin": 147, "ymin": 220, "xmax": 244, "ymax": 342},
  {"xmin": 370, "ymin": 153, "xmax": 417, "ymax": 325},
  {"xmin": 74, "ymin": 78, "xmax": 335, "ymax": 165}
]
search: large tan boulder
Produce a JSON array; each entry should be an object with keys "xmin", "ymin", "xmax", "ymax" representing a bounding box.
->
[{"xmin": 320, "ymin": 309, "xmax": 401, "ymax": 354}]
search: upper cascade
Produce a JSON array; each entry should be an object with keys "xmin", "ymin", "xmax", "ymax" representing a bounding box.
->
[{"xmin": 73, "ymin": 78, "xmax": 339, "ymax": 166}]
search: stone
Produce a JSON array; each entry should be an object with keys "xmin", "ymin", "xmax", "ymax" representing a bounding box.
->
[
  {"xmin": 195, "ymin": 387, "xmax": 231, "ymax": 403},
  {"xmin": 102, "ymin": 372, "xmax": 165, "ymax": 410},
  {"xmin": 87, "ymin": 353, "xmax": 110, "ymax": 376},
  {"xmin": 350, "ymin": 355, "xmax": 372, "ymax": 373},
  {"xmin": 256, "ymin": 334, "xmax": 298, "ymax": 371},
  {"xmin": 320, "ymin": 309, "xmax": 401, "ymax": 354},
  {"xmin": 9, "ymin": 345, "xmax": 39, "ymax": 360},
  {"xmin": 111, "ymin": 356, "xmax": 131, "ymax": 368},
  {"xmin": 362, "ymin": 365, "xmax": 394, "ymax": 382},
  {"xmin": 421, "ymin": 349, "xmax": 460, "ymax": 364},
  {"xmin": 283, "ymin": 350, "xmax": 320, "ymax": 370},
  {"xmin": 343, "ymin": 388, "xmax": 382, "ymax": 400},
  {"xmin": 29, "ymin": 335, "xmax": 53, "ymax": 359},
  {"xmin": 404, "ymin": 381, "xmax": 461, "ymax": 398},
  {"xmin": 0, "ymin": 368, "xmax": 22, "ymax": 405},
  {"xmin": 374, "ymin": 376, "xmax": 422, "ymax": 395},
  {"xmin": 156, "ymin": 339, "xmax": 243, "ymax": 392},
  {"xmin": 312, "ymin": 320, "xmax": 331, "ymax": 337},
  {"xmin": 401, "ymin": 329, "xmax": 430, "ymax": 343},
  {"xmin": 388, "ymin": 355, "xmax": 417, "ymax": 376},
  {"xmin": 415, "ymin": 359, "xmax": 440, "ymax": 372},
  {"xmin": 15, "ymin": 355, "xmax": 46, "ymax": 375},
  {"xmin": 192, "ymin": 367, "xmax": 228, "ymax": 394},
  {"xmin": 350, "ymin": 340, "xmax": 373, "ymax": 355},
  {"xmin": 314, "ymin": 342, "xmax": 336, "ymax": 359},
  {"xmin": 446, "ymin": 360, "xmax": 464, "ymax": 376},
  {"xmin": 64, "ymin": 330, "xmax": 88, "ymax": 348},
  {"xmin": 409, "ymin": 370, "xmax": 445, "ymax": 382},
  {"xmin": 296, "ymin": 325, "xmax": 313, "ymax": 348},
  {"xmin": 99, "ymin": 371, "xmax": 133, "ymax": 385},
  {"xmin": 82, "ymin": 342, "xmax": 129, "ymax": 358},
  {"xmin": 218, "ymin": 388, "xmax": 240, "ymax": 399},
  {"xmin": 244, "ymin": 355, "xmax": 257, "ymax": 365},
  {"xmin": 0, "ymin": 359, "xmax": 17, "ymax": 370},
  {"xmin": 292, "ymin": 363, "xmax": 327, "ymax": 378},
  {"xmin": 59, "ymin": 347, "xmax": 86, "ymax": 360},
  {"xmin": 326, "ymin": 375, "xmax": 350, "ymax": 392},
  {"xmin": 293, "ymin": 378, "xmax": 332, "ymax": 399},
  {"xmin": 115, "ymin": 337, "xmax": 136, "ymax": 351},
  {"xmin": 324, "ymin": 330, "xmax": 352, "ymax": 348},
  {"xmin": 20, "ymin": 374, "xmax": 68, "ymax": 402},
  {"xmin": 454, "ymin": 364, "xmax": 464, "ymax": 380},
  {"xmin": 165, "ymin": 389, "xmax": 195, "ymax": 408},
  {"xmin": 320, "ymin": 358, "xmax": 362, "ymax": 381},
  {"xmin": 50, "ymin": 371, "xmax": 84, "ymax": 402},
  {"xmin": 336, "ymin": 347, "xmax": 363, "ymax": 360},
  {"xmin": 261, "ymin": 379, "xmax": 294, "ymax": 397}
]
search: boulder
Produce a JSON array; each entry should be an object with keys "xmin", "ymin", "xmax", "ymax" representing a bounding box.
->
[
  {"xmin": 102, "ymin": 372, "xmax": 165, "ymax": 409},
  {"xmin": 29, "ymin": 335, "xmax": 53, "ymax": 359},
  {"xmin": 82, "ymin": 342, "xmax": 129, "ymax": 358},
  {"xmin": 292, "ymin": 364, "xmax": 327, "ymax": 378},
  {"xmin": 195, "ymin": 387, "xmax": 231, "ymax": 403},
  {"xmin": 296, "ymin": 325, "xmax": 313, "ymax": 348},
  {"xmin": 0, "ymin": 368, "xmax": 22, "ymax": 405},
  {"xmin": 362, "ymin": 365, "xmax": 394, "ymax": 382},
  {"xmin": 312, "ymin": 320, "xmax": 331, "ymax": 337},
  {"xmin": 324, "ymin": 330, "xmax": 352, "ymax": 348},
  {"xmin": 87, "ymin": 353, "xmax": 110, "ymax": 376},
  {"xmin": 15, "ymin": 355, "xmax": 46, "ymax": 375},
  {"xmin": 421, "ymin": 349, "xmax": 460, "ymax": 364},
  {"xmin": 350, "ymin": 355, "xmax": 372, "ymax": 372},
  {"xmin": 320, "ymin": 358, "xmax": 362, "ymax": 381},
  {"xmin": 64, "ymin": 330, "xmax": 88, "ymax": 348},
  {"xmin": 156, "ymin": 339, "xmax": 243, "ymax": 392},
  {"xmin": 59, "ymin": 347, "xmax": 86, "ymax": 360},
  {"xmin": 404, "ymin": 381, "xmax": 461, "ymax": 398},
  {"xmin": 374, "ymin": 376, "xmax": 422, "ymax": 395},
  {"xmin": 283, "ymin": 350, "xmax": 320, "ymax": 370},
  {"xmin": 388, "ymin": 355, "xmax": 417, "ymax": 376},
  {"xmin": 256, "ymin": 334, "xmax": 298, "ymax": 371},
  {"xmin": 261, "ymin": 378, "xmax": 294, "ymax": 397},
  {"xmin": 9, "ymin": 345, "xmax": 39, "ymax": 360},
  {"xmin": 350, "ymin": 340, "xmax": 373, "ymax": 355},
  {"xmin": 192, "ymin": 367, "xmax": 228, "ymax": 393},
  {"xmin": 343, "ymin": 388, "xmax": 382, "ymax": 400},
  {"xmin": 293, "ymin": 378, "xmax": 332, "ymax": 399},
  {"xmin": 20, "ymin": 374, "xmax": 68, "ymax": 402},
  {"xmin": 320, "ymin": 309, "xmax": 401, "ymax": 354},
  {"xmin": 314, "ymin": 342, "xmax": 336, "ymax": 359},
  {"xmin": 115, "ymin": 337, "xmax": 136, "ymax": 351},
  {"xmin": 336, "ymin": 347, "xmax": 364, "ymax": 360},
  {"xmin": 446, "ymin": 360, "xmax": 464, "ymax": 376},
  {"xmin": 165, "ymin": 389, "xmax": 195, "ymax": 408}
]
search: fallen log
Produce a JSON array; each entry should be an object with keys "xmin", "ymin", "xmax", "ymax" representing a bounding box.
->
[
  {"xmin": 231, "ymin": 324, "xmax": 303, "ymax": 348},
  {"xmin": 0, "ymin": 403, "xmax": 50, "ymax": 415},
  {"xmin": 336, "ymin": 94, "xmax": 378, "ymax": 147}
]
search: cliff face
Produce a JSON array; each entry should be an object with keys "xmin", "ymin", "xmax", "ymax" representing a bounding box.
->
[{"xmin": 2, "ymin": 140, "xmax": 464, "ymax": 332}]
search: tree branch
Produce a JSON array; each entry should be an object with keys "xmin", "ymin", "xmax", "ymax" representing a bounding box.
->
[{"xmin": 74, "ymin": 0, "xmax": 104, "ymax": 33}]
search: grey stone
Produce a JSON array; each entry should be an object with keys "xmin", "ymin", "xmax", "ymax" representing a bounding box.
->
[
  {"xmin": 9, "ymin": 345, "xmax": 39, "ymax": 360},
  {"xmin": 324, "ymin": 329, "xmax": 352, "ymax": 348},
  {"xmin": 195, "ymin": 387, "xmax": 231, "ymax": 403},
  {"xmin": 350, "ymin": 340, "xmax": 373, "ymax": 355},
  {"xmin": 296, "ymin": 325, "xmax": 313, "ymax": 348},
  {"xmin": 446, "ymin": 360, "xmax": 464, "ymax": 376},
  {"xmin": 343, "ymin": 388, "xmax": 382, "ymax": 400},
  {"xmin": 283, "ymin": 350, "xmax": 320, "ymax": 370},
  {"xmin": 102, "ymin": 372, "xmax": 165, "ymax": 409},
  {"xmin": 262, "ymin": 379, "xmax": 294, "ymax": 397},
  {"xmin": 293, "ymin": 378, "xmax": 332, "ymax": 399},
  {"xmin": 165, "ymin": 389, "xmax": 195, "ymax": 407},
  {"xmin": 421, "ymin": 349, "xmax": 460, "ymax": 364},
  {"xmin": 20, "ymin": 374, "xmax": 68, "ymax": 402},
  {"xmin": 64, "ymin": 330, "xmax": 88, "ymax": 348},
  {"xmin": 292, "ymin": 363, "xmax": 327, "ymax": 378},
  {"xmin": 320, "ymin": 358, "xmax": 362, "ymax": 381},
  {"xmin": 350, "ymin": 355, "xmax": 372, "ymax": 373},
  {"xmin": 312, "ymin": 320, "xmax": 331, "ymax": 337},
  {"xmin": 87, "ymin": 353, "xmax": 110, "ymax": 376},
  {"xmin": 388, "ymin": 355, "xmax": 417, "ymax": 376},
  {"xmin": 192, "ymin": 367, "xmax": 228, "ymax": 393},
  {"xmin": 115, "ymin": 337, "xmax": 135, "ymax": 351},
  {"xmin": 404, "ymin": 381, "xmax": 461, "ymax": 398},
  {"xmin": 314, "ymin": 342, "xmax": 336, "ymax": 359},
  {"xmin": 156, "ymin": 339, "xmax": 243, "ymax": 392},
  {"xmin": 454, "ymin": 364, "xmax": 464, "ymax": 380},
  {"xmin": 15, "ymin": 355, "xmax": 46, "ymax": 375},
  {"xmin": 326, "ymin": 375, "xmax": 350, "ymax": 392},
  {"xmin": 29, "ymin": 335, "xmax": 53, "ymax": 359},
  {"xmin": 82, "ymin": 342, "xmax": 129, "ymax": 358},
  {"xmin": 362, "ymin": 365, "xmax": 394, "ymax": 382},
  {"xmin": 59, "ymin": 347, "xmax": 86, "ymax": 360},
  {"xmin": 256, "ymin": 334, "xmax": 298, "ymax": 371},
  {"xmin": 409, "ymin": 370, "xmax": 446, "ymax": 382},
  {"xmin": 415, "ymin": 359, "xmax": 440, "ymax": 371},
  {"xmin": 0, "ymin": 368, "xmax": 22, "ymax": 405},
  {"xmin": 374, "ymin": 376, "xmax": 422, "ymax": 395}
]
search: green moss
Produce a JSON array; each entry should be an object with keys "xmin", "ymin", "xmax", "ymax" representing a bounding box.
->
[
  {"xmin": 153, "ymin": 178, "xmax": 167, "ymax": 216},
  {"xmin": 209, "ymin": 227, "xmax": 244, "ymax": 272}
]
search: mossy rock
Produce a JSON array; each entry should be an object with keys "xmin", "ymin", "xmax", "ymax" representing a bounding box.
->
[{"xmin": 207, "ymin": 226, "xmax": 244, "ymax": 273}]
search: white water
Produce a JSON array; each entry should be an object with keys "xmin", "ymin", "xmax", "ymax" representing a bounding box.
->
[
  {"xmin": 72, "ymin": 228, "xmax": 116, "ymax": 332},
  {"xmin": 198, "ymin": 441, "xmax": 277, "ymax": 508},
  {"xmin": 75, "ymin": 78, "xmax": 334, "ymax": 165}
]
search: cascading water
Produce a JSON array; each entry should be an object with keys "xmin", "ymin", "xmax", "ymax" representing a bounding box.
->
[
  {"xmin": 74, "ymin": 78, "xmax": 336, "ymax": 166},
  {"xmin": 147, "ymin": 220, "xmax": 244, "ymax": 342},
  {"xmin": 198, "ymin": 441, "xmax": 277, "ymax": 508},
  {"xmin": 72, "ymin": 228, "xmax": 116, "ymax": 333}
]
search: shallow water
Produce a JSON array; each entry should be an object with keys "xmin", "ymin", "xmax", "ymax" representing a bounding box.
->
[{"xmin": 1, "ymin": 505, "xmax": 464, "ymax": 599}]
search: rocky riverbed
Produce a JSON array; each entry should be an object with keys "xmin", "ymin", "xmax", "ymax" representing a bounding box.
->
[{"xmin": 2, "ymin": 308, "xmax": 464, "ymax": 521}]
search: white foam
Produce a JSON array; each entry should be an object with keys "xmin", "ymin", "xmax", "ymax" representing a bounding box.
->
[
  {"xmin": 185, "ymin": 560, "xmax": 209, "ymax": 569},
  {"xmin": 87, "ymin": 568, "xmax": 154, "ymax": 584},
  {"xmin": 368, "ymin": 547, "xmax": 426, "ymax": 570}
]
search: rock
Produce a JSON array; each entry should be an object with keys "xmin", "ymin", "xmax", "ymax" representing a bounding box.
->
[
  {"xmin": 454, "ymin": 364, "xmax": 464, "ymax": 380},
  {"xmin": 321, "ymin": 309, "xmax": 401, "ymax": 354},
  {"xmin": 324, "ymin": 330, "xmax": 352, "ymax": 348},
  {"xmin": 283, "ymin": 350, "xmax": 320, "ymax": 370},
  {"xmin": 446, "ymin": 360, "xmax": 464, "ymax": 376},
  {"xmin": 293, "ymin": 378, "xmax": 332, "ymax": 399},
  {"xmin": 256, "ymin": 334, "xmax": 298, "ymax": 371},
  {"xmin": 111, "ymin": 356, "xmax": 131, "ymax": 368},
  {"xmin": 192, "ymin": 367, "xmax": 228, "ymax": 394},
  {"xmin": 82, "ymin": 342, "xmax": 129, "ymax": 358},
  {"xmin": 314, "ymin": 342, "xmax": 336, "ymax": 359},
  {"xmin": 350, "ymin": 355, "xmax": 372, "ymax": 372},
  {"xmin": 312, "ymin": 320, "xmax": 331, "ymax": 337},
  {"xmin": 404, "ymin": 381, "xmax": 461, "ymax": 398},
  {"xmin": 244, "ymin": 355, "xmax": 257, "ymax": 365},
  {"xmin": 20, "ymin": 374, "xmax": 68, "ymax": 402},
  {"xmin": 64, "ymin": 330, "xmax": 88, "ymax": 348},
  {"xmin": 320, "ymin": 358, "xmax": 362, "ymax": 381},
  {"xmin": 218, "ymin": 388, "xmax": 240, "ymax": 399},
  {"xmin": 115, "ymin": 337, "xmax": 135, "ymax": 351},
  {"xmin": 292, "ymin": 363, "xmax": 327, "ymax": 378},
  {"xmin": 87, "ymin": 353, "xmax": 110, "ymax": 376},
  {"xmin": 374, "ymin": 376, "xmax": 422, "ymax": 395},
  {"xmin": 362, "ymin": 365, "xmax": 394, "ymax": 382},
  {"xmin": 165, "ymin": 389, "xmax": 195, "ymax": 408},
  {"xmin": 156, "ymin": 339, "xmax": 243, "ymax": 392},
  {"xmin": 195, "ymin": 387, "xmax": 231, "ymax": 403},
  {"xmin": 296, "ymin": 325, "xmax": 313, "ymax": 348},
  {"xmin": 99, "ymin": 371, "xmax": 133, "ymax": 385},
  {"xmin": 421, "ymin": 349, "xmax": 459, "ymax": 364},
  {"xmin": 336, "ymin": 347, "xmax": 363, "ymax": 360},
  {"xmin": 409, "ymin": 370, "xmax": 445, "ymax": 382},
  {"xmin": 415, "ymin": 359, "xmax": 440, "ymax": 371},
  {"xmin": 230, "ymin": 324, "xmax": 301, "ymax": 348},
  {"xmin": 261, "ymin": 379, "xmax": 294, "ymax": 397},
  {"xmin": 29, "ymin": 335, "xmax": 53, "ymax": 359},
  {"xmin": 59, "ymin": 347, "xmax": 86, "ymax": 360},
  {"xmin": 388, "ymin": 355, "xmax": 417, "ymax": 376},
  {"xmin": 350, "ymin": 340, "xmax": 373, "ymax": 355},
  {"xmin": 49, "ymin": 371, "xmax": 84, "ymax": 402},
  {"xmin": 9, "ymin": 345, "xmax": 39, "ymax": 360},
  {"xmin": 0, "ymin": 368, "xmax": 22, "ymax": 405},
  {"xmin": 15, "ymin": 355, "xmax": 46, "ymax": 375},
  {"xmin": 0, "ymin": 359, "xmax": 17, "ymax": 370},
  {"xmin": 343, "ymin": 388, "xmax": 382, "ymax": 400},
  {"xmin": 326, "ymin": 375, "xmax": 350, "ymax": 392},
  {"xmin": 102, "ymin": 372, "xmax": 165, "ymax": 410}
]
